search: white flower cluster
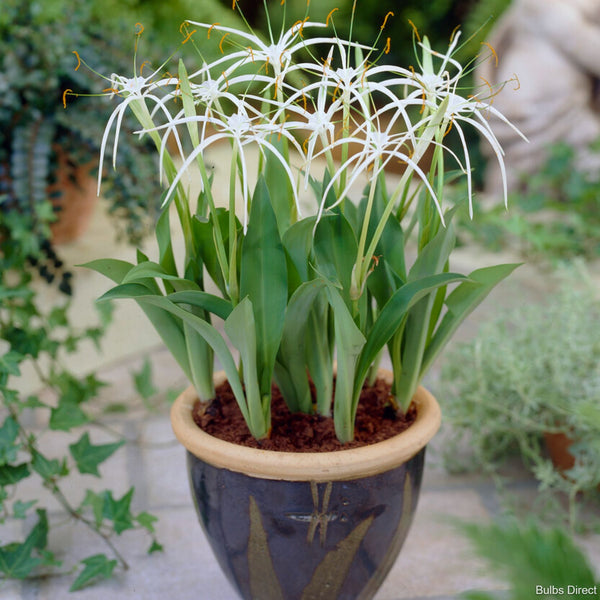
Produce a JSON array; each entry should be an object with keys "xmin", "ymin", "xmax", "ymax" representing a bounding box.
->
[{"xmin": 100, "ymin": 19, "xmax": 523, "ymax": 230}]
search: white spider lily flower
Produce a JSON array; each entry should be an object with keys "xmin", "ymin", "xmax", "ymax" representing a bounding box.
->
[
  {"xmin": 316, "ymin": 122, "xmax": 440, "ymax": 224},
  {"xmin": 98, "ymin": 70, "xmax": 177, "ymax": 195},
  {"xmin": 185, "ymin": 20, "xmax": 334, "ymax": 89},
  {"xmin": 148, "ymin": 107, "xmax": 303, "ymax": 232}
]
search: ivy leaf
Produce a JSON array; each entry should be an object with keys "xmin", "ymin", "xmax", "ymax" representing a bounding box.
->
[
  {"xmin": 13, "ymin": 500, "xmax": 37, "ymax": 519},
  {"xmin": 0, "ymin": 463, "xmax": 30, "ymax": 486},
  {"xmin": 69, "ymin": 433, "xmax": 125, "ymax": 477},
  {"xmin": 0, "ymin": 509, "xmax": 48, "ymax": 579},
  {"xmin": 136, "ymin": 511, "xmax": 158, "ymax": 534},
  {"xmin": 31, "ymin": 451, "xmax": 66, "ymax": 480},
  {"xmin": 69, "ymin": 554, "xmax": 117, "ymax": 592},
  {"xmin": 133, "ymin": 358, "xmax": 158, "ymax": 400},
  {"xmin": 102, "ymin": 488, "xmax": 135, "ymax": 534},
  {"xmin": 49, "ymin": 401, "xmax": 89, "ymax": 431},
  {"xmin": 0, "ymin": 351, "xmax": 22, "ymax": 376},
  {"xmin": 80, "ymin": 490, "xmax": 104, "ymax": 528},
  {"xmin": 148, "ymin": 539, "xmax": 163, "ymax": 554},
  {"xmin": 0, "ymin": 416, "xmax": 20, "ymax": 464}
]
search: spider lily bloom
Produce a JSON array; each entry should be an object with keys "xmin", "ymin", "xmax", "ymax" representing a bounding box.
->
[
  {"xmin": 185, "ymin": 19, "xmax": 334, "ymax": 96},
  {"xmin": 410, "ymin": 34, "xmax": 527, "ymax": 216},
  {"xmin": 98, "ymin": 70, "xmax": 178, "ymax": 195},
  {"xmin": 150, "ymin": 101, "xmax": 304, "ymax": 232}
]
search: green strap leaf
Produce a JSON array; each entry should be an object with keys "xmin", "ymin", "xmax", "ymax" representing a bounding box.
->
[
  {"xmin": 223, "ymin": 298, "xmax": 266, "ymax": 438},
  {"xmin": 275, "ymin": 280, "xmax": 328, "ymax": 414},
  {"xmin": 324, "ymin": 285, "xmax": 366, "ymax": 443},
  {"xmin": 355, "ymin": 273, "xmax": 468, "ymax": 391},
  {"xmin": 421, "ymin": 263, "xmax": 521, "ymax": 374},
  {"xmin": 239, "ymin": 176, "xmax": 288, "ymax": 395},
  {"xmin": 80, "ymin": 258, "xmax": 135, "ymax": 285},
  {"xmin": 314, "ymin": 212, "xmax": 357, "ymax": 308}
]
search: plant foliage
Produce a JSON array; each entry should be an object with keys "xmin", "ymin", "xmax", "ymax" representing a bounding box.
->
[{"xmin": 439, "ymin": 266, "xmax": 600, "ymax": 528}]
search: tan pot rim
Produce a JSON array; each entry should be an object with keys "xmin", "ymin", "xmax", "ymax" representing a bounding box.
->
[{"xmin": 170, "ymin": 369, "xmax": 441, "ymax": 482}]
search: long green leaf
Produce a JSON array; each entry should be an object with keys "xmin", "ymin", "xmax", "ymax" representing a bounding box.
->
[
  {"xmin": 80, "ymin": 258, "xmax": 134, "ymax": 284},
  {"xmin": 314, "ymin": 212, "xmax": 357, "ymax": 308},
  {"xmin": 354, "ymin": 272, "xmax": 468, "ymax": 395},
  {"xmin": 132, "ymin": 295, "xmax": 247, "ymax": 412},
  {"xmin": 275, "ymin": 280, "xmax": 328, "ymax": 413},
  {"xmin": 324, "ymin": 285, "xmax": 366, "ymax": 443},
  {"xmin": 223, "ymin": 298, "xmax": 268, "ymax": 439},
  {"xmin": 239, "ymin": 176, "xmax": 288, "ymax": 395},
  {"xmin": 421, "ymin": 263, "xmax": 521, "ymax": 374}
]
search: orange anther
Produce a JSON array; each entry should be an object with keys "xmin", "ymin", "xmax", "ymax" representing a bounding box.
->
[
  {"xmin": 384, "ymin": 37, "xmax": 391, "ymax": 54},
  {"xmin": 62, "ymin": 89, "xmax": 72, "ymax": 108},
  {"xmin": 381, "ymin": 11, "xmax": 394, "ymax": 30},
  {"xmin": 481, "ymin": 41, "xmax": 498, "ymax": 67},
  {"xmin": 450, "ymin": 25, "xmax": 461, "ymax": 43},
  {"xmin": 207, "ymin": 23, "xmax": 220, "ymax": 39},
  {"xmin": 135, "ymin": 22, "xmax": 144, "ymax": 36},
  {"xmin": 182, "ymin": 29, "xmax": 196, "ymax": 44},
  {"xmin": 72, "ymin": 50, "xmax": 81, "ymax": 71},
  {"xmin": 219, "ymin": 33, "xmax": 230, "ymax": 54},
  {"xmin": 407, "ymin": 19, "xmax": 420, "ymax": 42},
  {"xmin": 326, "ymin": 8, "xmax": 338, "ymax": 27}
]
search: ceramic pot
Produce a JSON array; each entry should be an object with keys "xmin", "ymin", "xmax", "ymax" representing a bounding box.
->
[
  {"xmin": 170, "ymin": 370, "xmax": 441, "ymax": 600},
  {"xmin": 49, "ymin": 152, "xmax": 97, "ymax": 245}
]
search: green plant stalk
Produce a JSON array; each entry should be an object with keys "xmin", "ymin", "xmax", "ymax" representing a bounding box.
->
[
  {"xmin": 357, "ymin": 98, "xmax": 447, "ymax": 291},
  {"xmin": 228, "ymin": 146, "xmax": 240, "ymax": 305}
]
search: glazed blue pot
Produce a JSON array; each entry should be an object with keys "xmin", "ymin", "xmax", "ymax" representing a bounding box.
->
[{"xmin": 171, "ymin": 371, "xmax": 441, "ymax": 600}]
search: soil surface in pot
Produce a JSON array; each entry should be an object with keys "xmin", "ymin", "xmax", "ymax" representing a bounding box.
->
[{"xmin": 192, "ymin": 378, "xmax": 416, "ymax": 452}]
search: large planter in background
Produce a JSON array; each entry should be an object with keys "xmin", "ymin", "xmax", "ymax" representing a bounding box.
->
[
  {"xmin": 49, "ymin": 152, "xmax": 98, "ymax": 245},
  {"xmin": 170, "ymin": 370, "xmax": 441, "ymax": 600}
]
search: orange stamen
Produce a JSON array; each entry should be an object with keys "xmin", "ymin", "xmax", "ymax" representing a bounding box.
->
[
  {"xmin": 135, "ymin": 23, "xmax": 144, "ymax": 36},
  {"xmin": 182, "ymin": 29, "xmax": 196, "ymax": 44},
  {"xmin": 481, "ymin": 41, "xmax": 498, "ymax": 67},
  {"xmin": 62, "ymin": 89, "xmax": 72, "ymax": 108},
  {"xmin": 232, "ymin": 0, "xmax": 237, "ymax": 8},
  {"xmin": 222, "ymin": 72, "xmax": 230, "ymax": 92},
  {"xmin": 326, "ymin": 8, "xmax": 338, "ymax": 27},
  {"xmin": 407, "ymin": 19, "xmax": 420, "ymax": 42},
  {"xmin": 72, "ymin": 50, "xmax": 81, "ymax": 71},
  {"xmin": 207, "ymin": 23, "xmax": 220, "ymax": 39},
  {"xmin": 103, "ymin": 87, "xmax": 120, "ymax": 94},
  {"xmin": 219, "ymin": 33, "xmax": 230, "ymax": 54},
  {"xmin": 247, "ymin": 46, "xmax": 255, "ymax": 62},
  {"xmin": 140, "ymin": 60, "xmax": 151, "ymax": 75},
  {"xmin": 511, "ymin": 73, "xmax": 520, "ymax": 90},
  {"xmin": 381, "ymin": 11, "xmax": 394, "ymax": 30},
  {"xmin": 420, "ymin": 89, "xmax": 426, "ymax": 114},
  {"xmin": 384, "ymin": 37, "xmax": 391, "ymax": 54},
  {"xmin": 291, "ymin": 18, "xmax": 308, "ymax": 38},
  {"xmin": 301, "ymin": 91, "xmax": 307, "ymax": 111},
  {"xmin": 444, "ymin": 120, "xmax": 454, "ymax": 137}
]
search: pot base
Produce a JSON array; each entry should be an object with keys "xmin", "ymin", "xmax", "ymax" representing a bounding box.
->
[{"xmin": 188, "ymin": 447, "xmax": 425, "ymax": 600}]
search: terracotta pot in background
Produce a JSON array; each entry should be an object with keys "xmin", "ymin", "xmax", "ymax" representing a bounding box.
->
[
  {"xmin": 49, "ymin": 153, "xmax": 98, "ymax": 245},
  {"xmin": 170, "ymin": 370, "xmax": 441, "ymax": 600},
  {"xmin": 544, "ymin": 431, "xmax": 576, "ymax": 472}
]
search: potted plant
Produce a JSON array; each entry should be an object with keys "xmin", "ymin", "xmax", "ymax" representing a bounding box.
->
[
  {"xmin": 82, "ymin": 5, "xmax": 521, "ymax": 598},
  {"xmin": 439, "ymin": 267, "xmax": 600, "ymax": 529},
  {"xmin": 0, "ymin": 0, "xmax": 160, "ymax": 286}
]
